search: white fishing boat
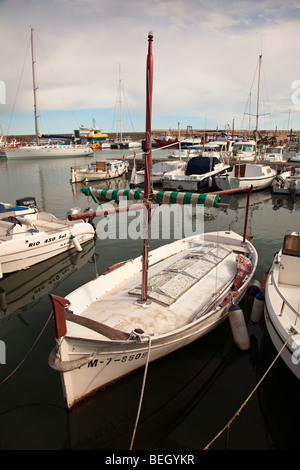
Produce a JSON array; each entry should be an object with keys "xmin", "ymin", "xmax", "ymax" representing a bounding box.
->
[
  {"xmin": 5, "ymin": 28, "xmax": 94, "ymax": 160},
  {"xmin": 215, "ymin": 163, "xmax": 277, "ymax": 192},
  {"xmin": 130, "ymin": 159, "xmax": 186, "ymax": 187},
  {"xmin": 71, "ymin": 159, "xmax": 128, "ymax": 184},
  {"xmin": 162, "ymin": 156, "xmax": 230, "ymax": 192},
  {"xmin": 0, "ymin": 199, "xmax": 95, "ymax": 278},
  {"xmin": 48, "ymin": 32, "xmax": 258, "ymax": 409},
  {"xmin": 272, "ymin": 168, "xmax": 300, "ymax": 196},
  {"xmin": 264, "ymin": 231, "xmax": 300, "ymax": 380},
  {"xmin": 231, "ymin": 140, "xmax": 257, "ymax": 161}
]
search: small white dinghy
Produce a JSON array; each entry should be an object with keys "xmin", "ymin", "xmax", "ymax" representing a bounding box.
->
[
  {"xmin": 48, "ymin": 32, "xmax": 258, "ymax": 409},
  {"xmin": 264, "ymin": 231, "xmax": 300, "ymax": 379},
  {"xmin": 0, "ymin": 199, "xmax": 95, "ymax": 278},
  {"xmin": 215, "ymin": 163, "xmax": 277, "ymax": 192}
]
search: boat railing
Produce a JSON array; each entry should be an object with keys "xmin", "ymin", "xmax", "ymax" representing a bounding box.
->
[{"xmin": 270, "ymin": 267, "xmax": 300, "ymax": 326}]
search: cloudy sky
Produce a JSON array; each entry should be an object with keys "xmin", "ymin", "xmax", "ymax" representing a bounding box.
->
[{"xmin": 1, "ymin": 0, "xmax": 300, "ymax": 137}]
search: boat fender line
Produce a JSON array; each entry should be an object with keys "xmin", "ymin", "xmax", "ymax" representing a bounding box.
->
[
  {"xmin": 70, "ymin": 234, "xmax": 83, "ymax": 252},
  {"xmin": 250, "ymin": 291, "xmax": 265, "ymax": 323},
  {"xmin": 228, "ymin": 304, "xmax": 251, "ymax": 351},
  {"xmin": 48, "ymin": 344, "xmax": 94, "ymax": 372}
]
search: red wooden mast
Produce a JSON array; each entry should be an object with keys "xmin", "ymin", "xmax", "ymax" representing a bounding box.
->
[{"xmin": 141, "ymin": 31, "xmax": 153, "ymax": 303}]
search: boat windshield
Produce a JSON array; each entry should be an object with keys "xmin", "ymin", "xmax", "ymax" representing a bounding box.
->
[
  {"xmin": 266, "ymin": 147, "xmax": 282, "ymax": 154},
  {"xmin": 282, "ymin": 233, "xmax": 300, "ymax": 257},
  {"xmin": 233, "ymin": 144, "xmax": 255, "ymax": 152}
]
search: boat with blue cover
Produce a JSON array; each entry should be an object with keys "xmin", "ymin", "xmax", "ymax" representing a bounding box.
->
[{"xmin": 162, "ymin": 156, "xmax": 230, "ymax": 192}]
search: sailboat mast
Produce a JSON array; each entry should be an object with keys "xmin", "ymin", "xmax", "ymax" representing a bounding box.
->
[
  {"xmin": 118, "ymin": 64, "xmax": 122, "ymax": 142},
  {"xmin": 255, "ymin": 54, "xmax": 262, "ymax": 144},
  {"xmin": 141, "ymin": 31, "xmax": 153, "ymax": 302},
  {"xmin": 30, "ymin": 27, "xmax": 39, "ymax": 143}
]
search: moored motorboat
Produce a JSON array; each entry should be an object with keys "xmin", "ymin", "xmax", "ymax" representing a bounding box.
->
[
  {"xmin": 0, "ymin": 199, "xmax": 95, "ymax": 278},
  {"xmin": 231, "ymin": 140, "xmax": 257, "ymax": 161},
  {"xmin": 264, "ymin": 231, "xmax": 300, "ymax": 379},
  {"xmin": 215, "ymin": 163, "xmax": 277, "ymax": 192},
  {"xmin": 272, "ymin": 168, "xmax": 300, "ymax": 196},
  {"xmin": 260, "ymin": 145, "xmax": 287, "ymax": 163},
  {"xmin": 71, "ymin": 159, "xmax": 128, "ymax": 183},
  {"xmin": 130, "ymin": 159, "xmax": 186, "ymax": 187},
  {"xmin": 162, "ymin": 156, "xmax": 230, "ymax": 192}
]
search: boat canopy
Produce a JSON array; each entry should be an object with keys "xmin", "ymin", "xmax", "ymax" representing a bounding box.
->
[{"xmin": 186, "ymin": 156, "xmax": 221, "ymax": 175}]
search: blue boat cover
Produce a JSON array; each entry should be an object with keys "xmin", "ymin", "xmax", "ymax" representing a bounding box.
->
[{"xmin": 186, "ymin": 157, "xmax": 221, "ymax": 176}]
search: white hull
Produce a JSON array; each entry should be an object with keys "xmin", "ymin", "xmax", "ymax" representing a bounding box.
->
[
  {"xmin": 131, "ymin": 160, "xmax": 186, "ymax": 186},
  {"xmin": 48, "ymin": 230, "xmax": 257, "ymax": 408},
  {"xmin": 71, "ymin": 160, "xmax": 128, "ymax": 183},
  {"xmin": 264, "ymin": 233, "xmax": 300, "ymax": 379},
  {"xmin": 215, "ymin": 164, "xmax": 277, "ymax": 192},
  {"xmin": 162, "ymin": 167, "xmax": 228, "ymax": 192},
  {"xmin": 5, "ymin": 144, "xmax": 93, "ymax": 159},
  {"xmin": 232, "ymin": 155, "xmax": 256, "ymax": 162},
  {"xmin": 0, "ymin": 204, "xmax": 95, "ymax": 276}
]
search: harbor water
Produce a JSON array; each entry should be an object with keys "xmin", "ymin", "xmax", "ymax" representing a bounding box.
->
[{"xmin": 0, "ymin": 148, "xmax": 299, "ymax": 451}]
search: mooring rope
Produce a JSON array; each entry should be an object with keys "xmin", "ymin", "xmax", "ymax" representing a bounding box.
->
[
  {"xmin": 203, "ymin": 330, "xmax": 295, "ymax": 450},
  {"xmin": 129, "ymin": 334, "xmax": 152, "ymax": 450},
  {"xmin": 0, "ymin": 312, "xmax": 52, "ymax": 387}
]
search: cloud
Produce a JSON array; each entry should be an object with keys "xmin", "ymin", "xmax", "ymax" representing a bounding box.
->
[{"xmin": 1, "ymin": 0, "xmax": 300, "ymax": 134}]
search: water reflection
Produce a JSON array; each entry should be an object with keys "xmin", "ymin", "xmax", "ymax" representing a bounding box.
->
[{"xmin": 0, "ymin": 239, "xmax": 96, "ymax": 320}]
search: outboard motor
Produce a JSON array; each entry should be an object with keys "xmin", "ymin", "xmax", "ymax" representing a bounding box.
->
[{"xmin": 15, "ymin": 197, "xmax": 37, "ymax": 208}]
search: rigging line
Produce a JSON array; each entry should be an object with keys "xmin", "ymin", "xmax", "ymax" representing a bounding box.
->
[
  {"xmin": 203, "ymin": 330, "xmax": 295, "ymax": 450},
  {"xmin": 0, "ymin": 312, "xmax": 53, "ymax": 388},
  {"xmin": 6, "ymin": 39, "xmax": 31, "ymax": 136},
  {"xmin": 240, "ymin": 58, "xmax": 259, "ymax": 130},
  {"xmin": 121, "ymin": 81, "xmax": 136, "ymax": 132},
  {"xmin": 129, "ymin": 334, "xmax": 152, "ymax": 450}
]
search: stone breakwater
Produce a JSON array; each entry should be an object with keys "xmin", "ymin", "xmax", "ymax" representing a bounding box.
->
[{"xmin": 6, "ymin": 129, "xmax": 300, "ymax": 144}]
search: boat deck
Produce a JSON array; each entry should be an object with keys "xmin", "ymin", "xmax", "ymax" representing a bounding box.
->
[{"xmin": 66, "ymin": 240, "xmax": 242, "ymax": 338}]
